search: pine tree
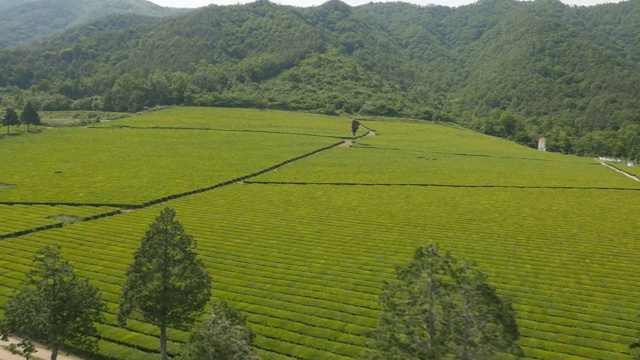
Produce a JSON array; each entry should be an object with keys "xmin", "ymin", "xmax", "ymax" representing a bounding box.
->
[
  {"xmin": 2, "ymin": 108, "xmax": 20, "ymax": 134},
  {"xmin": 19, "ymin": 102, "xmax": 41, "ymax": 132},
  {"xmin": 118, "ymin": 207, "xmax": 212, "ymax": 360}
]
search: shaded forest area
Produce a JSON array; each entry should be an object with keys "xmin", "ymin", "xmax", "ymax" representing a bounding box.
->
[{"xmin": 0, "ymin": 0, "xmax": 639, "ymax": 160}]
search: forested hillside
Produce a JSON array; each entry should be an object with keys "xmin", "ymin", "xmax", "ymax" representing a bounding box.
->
[
  {"xmin": 0, "ymin": 0, "xmax": 185, "ymax": 48},
  {"xmin": 0, "ymin": 0, "xmax": 638, "ymax": 160}
]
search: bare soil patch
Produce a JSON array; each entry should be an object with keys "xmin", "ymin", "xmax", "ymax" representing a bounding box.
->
[
  {"xmin": 338, "ymin": 140, "xmax": 353, "ymax": 148},
  {"xmin": 0, "ymin": 337, "xmax": 84, "ymax": 360}
]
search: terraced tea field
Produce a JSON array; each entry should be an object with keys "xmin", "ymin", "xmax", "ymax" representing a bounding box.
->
[
  {"xmin": 0, "ymin": 109, "xmax": 346, "ymax": 206},
  {"xmin": 0, "ymin": 107, "xmax": 639, "ymax": 360},
  {"xmin": 611, "ymin": 162, "xmax": 640, "ymax": 179}
]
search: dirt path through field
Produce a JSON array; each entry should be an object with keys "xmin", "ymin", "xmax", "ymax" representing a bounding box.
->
[
  {"xmin": 597, "ymin": 160, "xmax": 640, "ymax": 182},
  {"xmin": 338, "ymin": 139, "xmax": 353, "ymax": 147},
  {"xmin": 1, "ymin": 337, "xmax": 83, "ymax": 360},
  {"xmin": 338, "ymin": 131, "xmax": 374, "ymax": 148}
]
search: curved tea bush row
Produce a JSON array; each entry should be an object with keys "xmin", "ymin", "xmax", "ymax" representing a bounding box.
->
[
  {"xmin": 1, "ymin": 114, "xmax": 639, "ymax": 359},
  {"xmin": 253, "ymin": 121, "xmax": 640, "ymax": 190},
  {"xmin": 0, "ymin": 127, "xmax": 341, "ymax": 205},
  {"xmin": 158, "ymin": 184, "xmax": 639, "ymax": 359},
  {"xmin": 0, "ymin": 205, "xmax": 119, "ymax": 239},
  {"xmin": 1, "ymin": 182, "xmax": 638, "ymax": 359},
  {"xmin": 0, "ymin": 219, "xmax": 375, "ymax": 358},
  {"xmin": 95, "ymin": 107, "xmax": 353, "ymax": 139},
  {"xmin": 2, "ymin": 217, "xmax": 636, "ymax": 358}
]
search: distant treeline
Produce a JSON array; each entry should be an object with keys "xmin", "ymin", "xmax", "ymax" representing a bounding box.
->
[{"xmin": 0, "ymin": 0, "xmax": 638, "ymax": 160}]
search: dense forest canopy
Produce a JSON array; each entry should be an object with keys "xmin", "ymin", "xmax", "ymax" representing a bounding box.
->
[{"xmin": 0, "ymin": 0, "xmax": 639, "ymax": 160}]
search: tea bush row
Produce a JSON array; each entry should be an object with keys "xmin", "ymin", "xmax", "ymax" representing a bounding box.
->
[{"xmin": 0, "ymin": 127, "xmax": 340, "ymax": 205}]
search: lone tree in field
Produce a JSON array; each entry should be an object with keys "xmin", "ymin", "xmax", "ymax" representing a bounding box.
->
[
  {"xmin": 19, "ymin": 102, "xmax": 41, "ymax": 132},
  {"xmin": 364, "ymin": 243, "xmax": 523, "ymax": 360},
  {"xmin": 118, "ymin": 207, "xmax": 212, "ymax": 360},
  {"xmin": 351, "ymin": 118, "xmax": 360, "ymax": 137},
  {"xmin": 179, "ymin": 300, "xmax": 260, "ymax": 360},
  {"xmin": 2, "ymin": 108, "xmax": 19, "ymax": 134},
  {"xmin": 0, "ymin": 245, "xmax": 105, "ymax": 360}
]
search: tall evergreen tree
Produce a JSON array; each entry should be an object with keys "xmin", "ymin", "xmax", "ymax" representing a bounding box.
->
[
  {"xmin": 1, "ymin": 107, "xmax": 19, "ymax": 134},
  {"xmin": 19, "ymin": 102, "xmax": 40, "ymax": 132},
  {"xmin": 0, "ymin": 245, "xmax": 105, "ymax": 360},
  {"xmin": 365, "ymin": 244, "xmax": 523, "ymax": 360},
  {"xmin": 118, "ymin": 207, "xmax": 212, "ymax": 360}
]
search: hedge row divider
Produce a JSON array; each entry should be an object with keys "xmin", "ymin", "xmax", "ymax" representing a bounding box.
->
[{"xmin": 0, "ymin": 139, "xmax": 351, "ymax": 240}]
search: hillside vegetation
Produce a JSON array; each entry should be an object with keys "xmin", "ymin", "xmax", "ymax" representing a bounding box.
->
[
  {"xmin": 0, "ymin": 0, "xmax": 185, "ymax": 48},
  {"xmin": 0, "ymin": 0, "xmax": 639, "ymax": 159},
  {"xmin": 0, "ymin": 108, "xmax": 639, "ymax": 359}
]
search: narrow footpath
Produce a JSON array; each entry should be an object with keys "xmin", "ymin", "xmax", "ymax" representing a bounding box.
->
[
  {"xmin": 597, "ymin": 160, "xmax": 640, "ymax": 182},
  {"xmin": 1, "ymin": 337, "xmax": 82, "ymax": 360}
]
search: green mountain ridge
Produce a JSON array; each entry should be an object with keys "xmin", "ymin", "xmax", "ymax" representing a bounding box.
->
[
  {"xmin": 0, "ymin": 0, "xmax": 638, "ymax": 160},
  {"xmin": 0, "ymin": 0, "xmax": 186, "ymax": 48}
]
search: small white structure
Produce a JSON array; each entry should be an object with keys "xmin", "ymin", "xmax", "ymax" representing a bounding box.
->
[
  {"xmin": 628, "ymin": 162, "xmax": 635, "ymax": 167},
  {"xmin": 537, "ymin": 138, "xmax": 546, "ymax": 152}
]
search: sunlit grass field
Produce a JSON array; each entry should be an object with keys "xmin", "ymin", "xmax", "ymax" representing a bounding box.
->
[
  {"xmin": 95, "ymin": 107, "xmax": 355, "ymax": 138},
  {"xmin": 611, "ymin": 162, "xmax": 640, "ymax": 178},
  {"xmin": 0, "ymin": 108, "xmax": 349, "ymax": 206},
  {"xmin": 255, "ymin": 121, "xmax": 637, "ymax": 189},
  {"xmin": 0, "ymin": 107, "xmax": 639, "ymax": 360}
]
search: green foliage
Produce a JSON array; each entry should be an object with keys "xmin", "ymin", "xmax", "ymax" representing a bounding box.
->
[
  {"xmin": 1, "ymin": 337, "xmax": 37, "ymax": 359},
  {"xmin": 118, "ymin": 207, "xmax": 212, "ymax": 360},
  {"xmin": 0, "ymin": 0, "xmax": 636, "ymax": 157},
  {"xmin": 573, "ymin": 123, "xmax": 640, "ymax": 161},
  {"xmin": 38, "ymin": 110, "xmax": 129, "ymax": 126},
  {"xmin": 1, "ymin": 107, "xmax": 19, "ymax": 134},
  {"xmin": 0, "ymin": 244, "xmax": 105, "ymax": 360},
  {"xmin": 19, "ymin": 102, "xmax": 40, "ymax": 131},
  {"xmin": 179, "ymin": 300, "xmax": 260, "ymax": 360},
  {"xmin": 364, "ymin": 244, "xmax": 522, "ymax": 360},
  {"xmin": 0, "ymin": 108, "xmax": 344, "ymax": 205},
  {"xmin": 0, "ymin": 0, "xmax": 183, "ymax": 49},
  {"xmin": 255, "ymin": 120, "xmax": 638, "ymax": 189},
  {"xmin": 0, "ymin": 1, "xmax": 636, "ymax": 139},
  {"xmin": 0, "ymin": 110, "xmax": 639, "ymax": 359}
]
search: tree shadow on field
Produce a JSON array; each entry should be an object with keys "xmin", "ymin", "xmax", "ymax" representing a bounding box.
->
[{"xmin": 0, "ymin": 132, "xmax": 24, "ymax": 139}]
